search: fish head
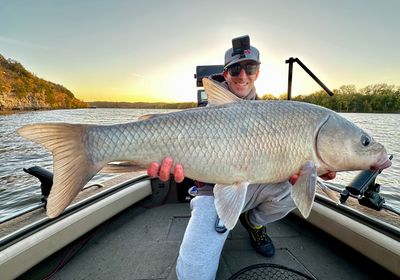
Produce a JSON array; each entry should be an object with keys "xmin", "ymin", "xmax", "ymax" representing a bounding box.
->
[{"xmin": 315, "ymin": 114, "xmax": 391, "ymax": 173}]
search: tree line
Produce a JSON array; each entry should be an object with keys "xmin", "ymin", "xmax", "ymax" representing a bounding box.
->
[
  {"xmin": 261, "ymin": 84, "xmax": 400, "ymax": 113},
  {"xmin": 93, "ymin": 84, "xmax": 400, "ymax": 112}
]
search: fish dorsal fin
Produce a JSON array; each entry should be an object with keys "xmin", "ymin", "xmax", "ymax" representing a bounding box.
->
[
  {"xmin": 213, "ymin": 182, "xmax": 249, "ymax": 230},
  {"xmin": 202, "ymin": 78, "xmax": 241, "ymax": 106},
  {"xmin": 291, "ymin": 160, "xmax": 317, "ymax": 219}
]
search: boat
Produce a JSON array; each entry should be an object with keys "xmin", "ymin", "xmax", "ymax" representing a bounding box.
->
[
  {"xmin": 0, "ymin": 167, "xmax": 398, "ymax": 279},
  {"xmin": 1, "ymin": 61, "xmax": 399, "ymax": 279}
]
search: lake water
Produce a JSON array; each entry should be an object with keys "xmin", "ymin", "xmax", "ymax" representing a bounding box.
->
[{"xmin": 0, "ymin": 108, "xmax": 399, "ymax": 221}]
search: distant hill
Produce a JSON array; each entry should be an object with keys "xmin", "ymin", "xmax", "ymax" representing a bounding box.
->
[{"xmin": 0, "ymin": 54, "xmax": 87, "ymax": 111}]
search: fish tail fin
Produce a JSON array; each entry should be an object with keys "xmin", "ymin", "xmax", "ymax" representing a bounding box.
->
[{"xmin": 17, "ymin": 123, "xmax": 104, "ymax": 218}]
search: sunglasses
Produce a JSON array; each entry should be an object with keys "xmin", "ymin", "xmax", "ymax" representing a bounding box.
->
[{"xmin": 226, "ymin": 63, "xmax": 259, "ymax": 76}]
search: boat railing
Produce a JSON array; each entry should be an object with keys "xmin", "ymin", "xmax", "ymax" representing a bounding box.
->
[{"xmin": 285, "ymin": 57, "xmax": 334, "ymax": 100}]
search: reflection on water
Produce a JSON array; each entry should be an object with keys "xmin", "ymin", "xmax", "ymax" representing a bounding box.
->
[{"xmin": 0, "ymin": 109, "xmax": 399, "ymax": 220}]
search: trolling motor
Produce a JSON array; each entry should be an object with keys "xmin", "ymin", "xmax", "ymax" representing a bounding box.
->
[
  {"xmin": 0, "ymin": 167, "xmax": 54, "ymax": 224},
  {"xmin": 23, "ymin": 166, "xmax": 53, "ymax": 208},
  {"xmin": 340, "ymin": 155, "xmax": 393, "ymax": 210}
]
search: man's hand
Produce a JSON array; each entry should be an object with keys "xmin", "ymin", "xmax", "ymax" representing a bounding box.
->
[
  {"xmin": 318, "ymin": 171, "xmax": 336, "ymax": 181},
  {"xmin": 147, "ymin": 156, "xmax": 185, "ymax": 183}
]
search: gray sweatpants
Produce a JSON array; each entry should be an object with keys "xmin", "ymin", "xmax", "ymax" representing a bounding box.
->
[{"xmin": 176, "ymin": 181, "xmax": 296, "ymax": 280}]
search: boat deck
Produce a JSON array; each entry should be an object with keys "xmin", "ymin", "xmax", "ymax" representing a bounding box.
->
[{"xmin": 18, "ymin": 198, "xmax": 397, "ymax": 279}]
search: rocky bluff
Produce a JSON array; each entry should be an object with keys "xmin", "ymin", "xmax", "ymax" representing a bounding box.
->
[{"xmin": 0, "ymin": 54, "xmax": 87, "ymax": 111}]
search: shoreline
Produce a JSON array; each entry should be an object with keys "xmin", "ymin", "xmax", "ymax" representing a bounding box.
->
[
  {"xmin": 1, "ymin": 106, "xmax": 398, "ymax": 115},
  {"xmin": 0, "ymin": 107, "xmax": 88, "ymax": 115}
]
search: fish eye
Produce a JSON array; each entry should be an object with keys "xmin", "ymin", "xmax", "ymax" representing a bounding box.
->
[{"xmin": 361, "ymin": 135, "xmax": 371, "ymax": 146}]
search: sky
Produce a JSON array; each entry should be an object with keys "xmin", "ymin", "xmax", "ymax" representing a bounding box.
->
[{"xmin": 1, "ymin": 0, "xmax": 399, "ymax": 103}]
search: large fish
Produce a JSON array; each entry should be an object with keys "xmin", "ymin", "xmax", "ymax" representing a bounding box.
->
[{"xmin": 17, "ymin": 78, "xmax": 392, "ymax": 229}]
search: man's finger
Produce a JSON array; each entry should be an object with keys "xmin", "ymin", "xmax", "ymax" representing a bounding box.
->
[
  {"xmin": 159, "ymin": 156, "xmax": 173, "ymax": 182},
  {"xmin": 289, "ymin": 174, "xmax": 299, "ymax": 185},
  {"xmin": 320, "ymin": 171, "xmax": 336, "ymax": 181},
  {"xmin": 147, "ymin": 162, "xmax": 160, "ymax": 177},
  {"xmin": 174, "ymin": 164, "xmax": 184, "ymax": 183}
]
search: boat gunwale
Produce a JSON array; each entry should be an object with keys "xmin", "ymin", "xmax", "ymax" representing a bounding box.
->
[
  {"xmin": 0, "ymin": 174, "xmax": 149, "ymax": 250},
  {"xmin": 314, "ymin": 193, "xmax": 400, "ymax": 241}
]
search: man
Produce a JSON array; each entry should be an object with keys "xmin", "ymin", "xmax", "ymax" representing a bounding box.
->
[{"xmin": 147, "ymin": 36, "xmax": 336, "ymax": 280}]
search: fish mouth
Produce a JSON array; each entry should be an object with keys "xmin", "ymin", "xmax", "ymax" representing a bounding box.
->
[{"xmin": 371, "ymin": 158, "xmax": 392, "ymax": 170}]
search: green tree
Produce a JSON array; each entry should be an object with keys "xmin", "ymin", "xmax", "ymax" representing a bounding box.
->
[{"xmin": 260, "ymin": 93, "xmax": 278, "ymax": 100}]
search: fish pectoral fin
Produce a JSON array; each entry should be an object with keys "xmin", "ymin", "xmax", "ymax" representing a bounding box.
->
[
  {"xmin": 202, "ymin": 78, "xmax": 242, "ymax": 106},
  {"xmin": 213, "ymin": 182, "xmax": 249, "ymax": 230},
  {"xmin": 100, "ymin": 161, "xmax": 146, "ymax": 173},
  {"xmin": 291, "ymin": 161, "xmax": 317, "ymax": 219}
]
